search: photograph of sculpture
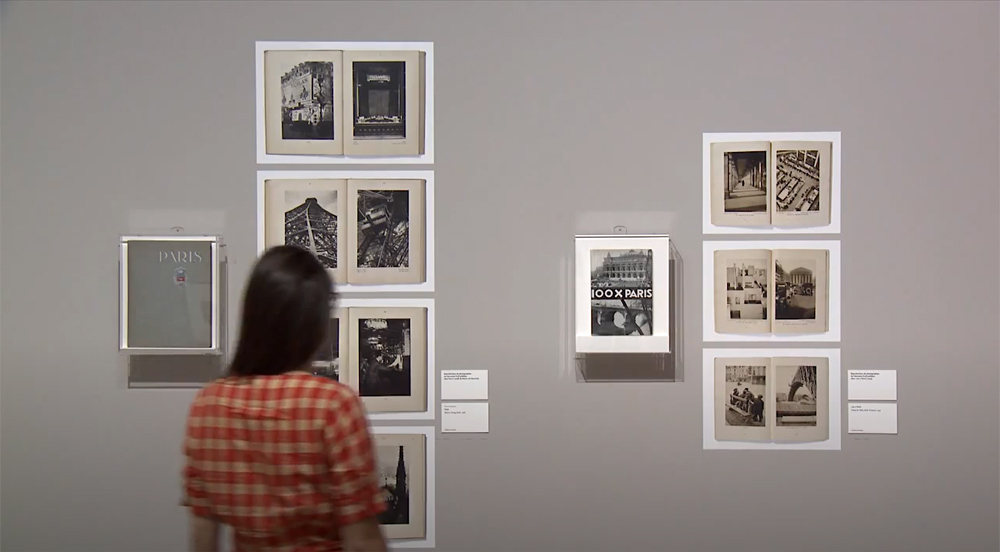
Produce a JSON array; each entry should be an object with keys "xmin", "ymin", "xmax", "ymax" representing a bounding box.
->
[
  {"xmin": 774, "ymin": 364, "xmax": 818, "ymax": 427},
  {"xmin": 373, "ymin": 433, "xmax": 426, "ymax": 539},
  {"xmin": 346, "ymin": 179, "xmax": 426, "ymax": 285},
  {"xmin": 714, "ymin": 356, "xmax": 830, "ymax": 443},
  {"xmin": 589, "ymin": 249, "xmax": 653, "ymax": 336},
  {"xmin": 284, "ymin": 188, "xmax": 339, "ymax": 270},
  {"xmin": 262, "ymin": 178, "xmax": 348, "ymax": 283},
  {"xmin": 357, "ymin": 317, "xmax": 412, "ymax": 398},
  {"xmin": 714, "ymin": 248, "xmax": 829, "ymax": 335},
  {"xmin": 710, "ymin": 139, "xmax": 832, "ymax": 228},
  {"xmin": 347, "ymin": 307, "xmax": 427, "ymax": 413},
  {"xmin": 263, "ymin": 50, "xmax": 344, "ymax": 156},
  {"xmin": 343, "ymin": 50, "xmax": 424, "ymax": 156}
]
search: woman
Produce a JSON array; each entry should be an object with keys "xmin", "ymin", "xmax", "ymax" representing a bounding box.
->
[{"xmin": 181, "ymin": 246, "xmax": 389, "ymax": 552}]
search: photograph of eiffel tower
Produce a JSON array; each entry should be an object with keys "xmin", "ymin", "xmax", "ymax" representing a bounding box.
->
[
  {"xmin": 774, "ymin": 364, "xmax": 818, "ymax": 427},
  {"xmin": 377, "ymin": 445, "xmax": 410, "ymax": 525},
  {"xmin": 283, "ymin": 189, "xmax": 339, "ymax": 270},
  {"xmin": 356, "ymin": 189, "xmax": 409, "ymax": 269}
]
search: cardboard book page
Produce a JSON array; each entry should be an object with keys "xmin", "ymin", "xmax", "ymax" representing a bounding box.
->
[
  {"xmin": 770, "ymin": 141, "xmax": 832, "ymax": 227},
  {"xmin": 770, "ymin": 357, "xmax": 829, "ymax": 442},
  {"xmin": 714, "ymin": 249, "xmax": 772, "ymax": 334},
  {"xmin": 772, "ymin": 249, "xmax": 829, "ymax": 335},
  {"xmin": 263, "ymin": 178, "xmax": 348, "ymax": 284},
  {"xmin": 342, "ymin": 50, "xmax": 423, "ymax": 157},
  {"xmin": 346, "ymin": 179, "xmax": 426, "ymax": 285},
  {"xmin": 263, "ymin": 49, "xmax": 344, "ymax": 156},
  {"xmin": 347, "ymin": 307, "xmax": 427, "ymax": 413},
  {"xmin": 710, "ymin": 141, "xmax": 772, "ymax": 227},
  {"xmin": 715, "ymin": 357, "xmax": 772, "ymax": 442}
]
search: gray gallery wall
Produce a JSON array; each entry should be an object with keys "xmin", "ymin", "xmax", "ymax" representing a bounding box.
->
[{"xmin": 2, "ymin": 1, "xmax": 998, "ymax": 551}]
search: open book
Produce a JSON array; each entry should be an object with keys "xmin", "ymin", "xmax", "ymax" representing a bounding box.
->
[
  {"xmin": 714, "ymin": 248, "xmax": 829, "ymax": 335},
  {"xmin": 710, "ymin": 141, "xmax": 832, "ymax": 228},
  {"xmin": 715, "ymin": 357, "xmax": 829, "ymax": 443}
]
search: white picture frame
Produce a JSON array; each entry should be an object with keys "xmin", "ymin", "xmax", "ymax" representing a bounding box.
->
[
  {"xmin": 257, "ymin": 170, "xmax": 435, "ymax": 293},
  {"xmin": 703, "ymin": 240, "xmax": 841, "ymax": 342},
  {"xmin": 703, "ymin": 348, "xmax": 842, "ymax": 451},
  {"xmin": 575, "ymin": 235, "xmax": 671, "ymax": 353},
  {"xmin": 370, "ymin": 426, "xmax": 436, "ymax": 548},
  {"xmin": 256, "ymin": 41, "xmax": 434, "ymax": 165},
  {"xmin": 337, "ymin": 298, "xmax": 436, "ymax": 421},
  {"xmin": 703, "ymin": 131, "xmax": 841, "ymax": 234}
]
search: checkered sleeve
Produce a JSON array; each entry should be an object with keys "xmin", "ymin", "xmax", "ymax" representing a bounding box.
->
[
  {"xmin": 181, "ymin": 401, "xmax": 214, "ymax": 518},
  {"xmin": 324, "ymin": 390, "xmax": 387, "ymax": 527}
]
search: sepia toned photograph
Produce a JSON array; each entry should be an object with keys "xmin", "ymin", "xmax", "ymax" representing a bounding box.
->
[
  {"xmin": 357, "ymin": 189, "xmax": 410, "ymax": 269},
  {"xmin": 774, "ymin": 364, "xmax": 818, "ymax": 427},
  {"xmin": 725, "ymin": 257, "xmax": 768, "ymax": 320},
  {"xmin": 589, "ymin": 249, "xmax": 653, "ymax": 336},
  {"xmin": 377, "ymin": 444, "xmax": 411, "ymax": 525},
  {"xmin": 311, "ymin": 317, "xmax": 340, "ymax": 381},
  {"xmin": 724, "ymin": 151, "xmax": 768, "ymax": 213},
  {"xmin": 372, "ymin": 433, "xmax": 426, "ymax": 539},
  {"xmin": 724, "ymin": 364, "xmax": 767, "ymax": 427},
  {"xmin": 284, "ymin": 189, "xmax": 339, "ymax": 270},
  {"xmin": 775, "ymin": 150, "xmax": 820, "ymax": 212},
  {"xmin": 775, "ymin": 258, "xmax": 816, "ymax": 320},
  {"xmin": 263, "ymin": 50, "xmax": 344, "ymax": 156},
  {"xmin": 357, "ymin": 317, "xmax": 411, "ymax": 397},
  {"xmin": 351, "ymin": 61, "xmax": 407, "ymax": 141}
]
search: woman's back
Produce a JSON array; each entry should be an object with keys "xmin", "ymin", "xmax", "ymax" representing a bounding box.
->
[{"xmin": 183, "ymin": 372, "xmax": 385, "ymax": 551}]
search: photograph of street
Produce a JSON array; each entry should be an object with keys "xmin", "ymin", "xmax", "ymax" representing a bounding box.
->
[
  {"xmin": 724, "ymin": 365, "xmax": 766, "ymax": 427},
  {"xmin": 775, "ymin": 259, "xmax": 816, "ymax": 320},
  {"xmin": 590, "ymin": 249, "xmax": 653, "ymax": 336},
  {"xmin": 775, "ymin": 149, "xmax": 821, "ymax": 212},
  {"xmin": 774, "ymin": 364, "xmax": 818, "ymax": 427},
  {"xmin": 725, "ymin": 258, "xmax": 768, "ymax": 320},
  {"xmin": 280, "ymin": 61, "xmax": 335, "ymax": 141},
  {"xmin": 284, "ymin": 189, "xmax": 339, "ymax": 270},
  {"xmin": 723, "ymin": 151, "xmax": 767, "ymax": 212}
]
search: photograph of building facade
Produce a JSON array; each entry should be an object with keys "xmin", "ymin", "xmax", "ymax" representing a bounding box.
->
[
  {"xmin": 284, "ymin": 190, "xmax": 339, "ymax": 270},
  {"xmin": 725, "ymin": 260, "xmax": 767, "ymax": 320},
  {"xmin": 589, "ymin": 249, "xmax": 653, "ymax": 336},
  {"xmin": 775, "ymin": 149, "xmax": 821, "ymax": 212},
  {"xmin": 280, "ymin": 61, "xmax": 335, "ymax": 140},
  {"xmin": 775, "ymin": 260, "xmax": 815, "ymax": 320},
  {"xmin": 723, "ymin": 151, "xmax": 767, "ymax": 212},
  {"xmin": 352, "ymin": 61, "xmax": 406, "ymax": 140}
]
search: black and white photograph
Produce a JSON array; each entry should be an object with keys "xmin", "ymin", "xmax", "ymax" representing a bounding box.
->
[
  {"xmin": 775, "ymin": 150, "xmax": 820, "ymax": 212},
  {"xmin": 725, "ymin": 258, "xmax": 768, "ymax": 320},
  {"xmin": 723, "ymin": 151, "xmax": 767, "ymax": 213},
  {"xmin": 589, "ymin": 249, "xmax": 653, "ymax": 336},
  {"xmin": 356, "ymin": 189, "xmax": 410, "ymax": 269},
  {"xmin": 280, "ymin": 61, "xmax": 336, "ymax": 141},
  {"xmin": 775, "ymin": 258, "xmax": 816, "ymax": 320},
  {"xmin": 284, "ymin": 189, "xmax": 339, "ymax": 270},
  {"xmin": 774, "ymin": 364, "xmax": 818, "ymax": 427},
  {"xmin": 377, "ymin": 445, "xmax": 410, "ymax": 525},
  {"xmin": 352, "ymin": 61, "xmax": 406, "ymax": 140},
  {"xmin": 311, "ymin": 317, "xmax": 340, "ymax": 381},
  {"xmin": 357, "ymin": 317, "xmax": 411, "ymax": 397},
  {"xmin": 724, "ymin": 365, "xmax": 767, "ymax": 427}
]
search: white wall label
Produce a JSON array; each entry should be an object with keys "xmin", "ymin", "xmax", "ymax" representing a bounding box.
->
[
  {"xmin": 848, "ymin": 403, "xmax": 897, "ymax": 434},
  {"xmin": 847, "ymin": 370, "xmax": 897, "ymax": 401},
  {"xmin": 441, "ymin": 402, "xmax": 489, "ymax": 433},
  {"xmin": 441, "ymin": 370, "xmax": 488, "ymax": 400}
]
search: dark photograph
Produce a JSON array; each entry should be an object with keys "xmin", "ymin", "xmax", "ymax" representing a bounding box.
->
[
  {"xmin": 352, "ymin": 61, "xmax": 406, "ymax": 140},
  {"xmin": 358, "ymin": 318, "xmax": 411, "ymax": 397},
  {"xmin": 589, "ymin": 249, "xmax": 653, "ymax": 336},
  {"xmin": 775, "ymin": 150, "xmax": 821, "ymax": 212},
  {"xmin": 725, "ymin": 259, "xmax": 768, "ymax": 320},
  {"xmin": 311, "ymin": 317, "xmax": 339, "ymax": 381},
  {"xmin": 280, "ymin": 61, "xmax": 335, "ymax": 141},
  {"xmin": 724, "ymin": 365, "xmax": 766, "ymax": 427},
  {"xmin": 774, "ymin": 365, "xmax": 818, "ymax": 427},
  {"xmin": 357, "ymin": 190, "xmax": 410, "ymax": 269},
  {"xmin": 377, "ymin": 445, "xmax": 410, "ymax": 525},
  {"xmin": 723, "ymin": 151, "xmax": 767, "ymax": 213},
  {"xmin": 284, "ymin": 189, "xmax": 338, "ymax": 270},
  {"xmin": 775, "ymin": 259, "xmax": 816, "ymax": 320}
]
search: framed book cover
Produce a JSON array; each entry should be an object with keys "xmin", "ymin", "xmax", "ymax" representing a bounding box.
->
[{"xmin": 574, "ymin": 234, "xmax": 671, "ymax": 353}]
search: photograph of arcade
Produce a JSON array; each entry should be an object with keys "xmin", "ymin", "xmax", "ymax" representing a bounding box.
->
[
  {"xmin": 775, "ymin": 149, "xmax": 820, "ymax": 212},
  {"xmin": 589, "ymin": 249, "xmax": 654, "ymax": 336},
  {"xmin": 723, "ymin": 150, "xmax": 768, "ymax": 213}
]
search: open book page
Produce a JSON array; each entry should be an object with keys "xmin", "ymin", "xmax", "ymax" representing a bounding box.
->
[
  {"xmin": 770, "ymin": 357, "xmax": 829, "ymax": 442},
  {"xmin": 714, "ymin": 249, "xmax": 772, "ymax": 334},
  {"xmin": 772, "ymin": 249, "xmax": 829, "ymax": 334},
  {"xmin": 347, "ymin": 307, "xmax": 428, "ymax": 414},
  {"xmin": 263, "ymin": 178, "xmax": 348, "ymax": 284},
  {"xmin": 346, "ymin": 179, "xmax": 426, "ymax": 285},
  {"xmin": 715, "ymin": 357, "xmax": 772, "ymax": 442},
  {"xmin": 342, "ymin": 50, "xmax": 423, "ymax": 157},
  {"xmin": 710, "ymin": 141, "xmax": 772, "ymax": 227},
  {"xmin": 263, "ymin": 50, "xmax": 344, "ymax": 156},
  {"xmin": 770, "ymin": 141, "xmax": 833, "ymax": 227}
]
